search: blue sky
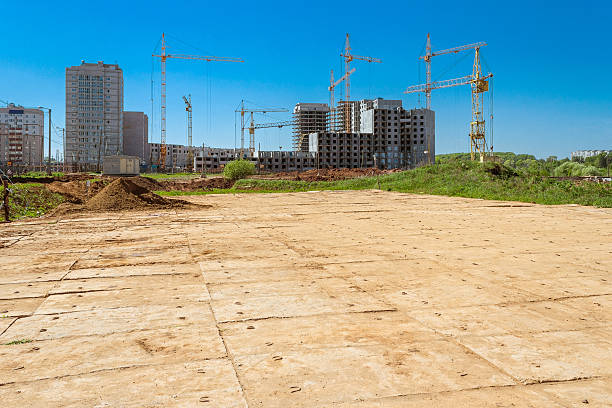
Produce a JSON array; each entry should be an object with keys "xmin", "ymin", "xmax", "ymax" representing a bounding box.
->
[{"xmin": 1, "ymin": 0, "xmax": 610, "ymax": 158}]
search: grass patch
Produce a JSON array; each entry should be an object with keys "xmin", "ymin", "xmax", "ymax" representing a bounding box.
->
[
  {"xmin": 16, "ymin": 171, "xmax": 64, "ymax": 178},
  {"xmin": 156, "ymin": 161, "xmax": 612, "ymax": 207},
  {"xmin": 1, "ymin": 183, "xmax": 65, "ymax": 220},
  {"xmin": 3, "ymin": 339, "xmax": 33, "ymax": 345}
]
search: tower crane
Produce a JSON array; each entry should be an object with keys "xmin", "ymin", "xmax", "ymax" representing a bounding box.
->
[
  {"xmin": 152, "ymin": 33, "xmax": 243, "ymax": 169},
  {"xmin": 328, "ymin": 68, "xmax": 354, "ymax": 131},
  {"xmin": 249, "ymin": 120, "xmax": 294, "ymax": 151},
  {"xmin": 340, "ymin": 34, "xmax": 381, "ymax": 132},
  {"xmin": 235, "ymin": 101, "xmax": 288, "ymax": 157},
  {"xmin": 404, "ymin": 36, "xmax": 492, "ymax": 162},
  {"xmin": 182, "ymin": 94, "xmax": 193, "ymax": 171}
]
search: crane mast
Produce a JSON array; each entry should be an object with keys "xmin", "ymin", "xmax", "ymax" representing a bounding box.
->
[
  {"xmin": 340, "ymin": 34, "xmax": 381, "ymax": 132},
  {"xmin": 182, "ymin": 95, "xmax": 193, "ymax": 171},
  {"xmin": 152, "ymin": 33, "xmax": 243, "ymax": 170}
]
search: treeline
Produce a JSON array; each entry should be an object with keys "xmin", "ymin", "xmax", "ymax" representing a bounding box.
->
[{"xmin": 436, "ymin": 152, "xmax": 611, "ymax": 177}]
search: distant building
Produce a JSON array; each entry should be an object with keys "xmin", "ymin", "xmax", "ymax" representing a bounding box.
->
[
  {"xmin": 123, "ymin": 112, "xmax": 148, "ymax": 162},
  {"xmin": 292, "ymin": 103, "xmax": 330, "ymax": 151},
  {"xmin": 148, "ymin": 143, "xmax": 196, "ymax": 169},
  {"xmin": 571, "ymin": 150, "xmax": 611, "ymax": 160},
  {"xmin": 65, "ymin": 61, "xmax": 124, "ymax": 166},
  {"xmin": 0, "ymin": 104, "xmax": 44, "ymax": 166}
]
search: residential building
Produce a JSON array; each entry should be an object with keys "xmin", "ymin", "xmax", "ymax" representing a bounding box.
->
[
  {"xmin": 571, "ymin": 150, "xmax": 612, "ymax": 160},
  {"xmin": 149, "ymin": 143, "xmax": 197, "ymax": 169},
  {"xmin": 123, "ymin": 112, "xmax": 148, "ymax": 162},
  {"xmin": 309, "ymin": 98, "xmax": 435, "ymax": 169},
  {"xmin": 292, "ymin": 103, "xmax": 330, "ymax": 151},
  {"xmin": 65, "ymin": 61, "xmax": 124, "ymax": 167},
  {"xmin": 0, "ymin": 104, "xmax": 44, "ymax": 166}
]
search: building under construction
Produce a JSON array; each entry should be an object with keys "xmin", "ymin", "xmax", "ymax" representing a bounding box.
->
[{"xmin": 292, "ymin": 103, "xmax": 330, "ymax": 151}]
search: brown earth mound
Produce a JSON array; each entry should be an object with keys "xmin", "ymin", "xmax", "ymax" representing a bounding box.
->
[
  {"xmin": 47, "ymin": 180, "xmax": 107, "ymax": 203},
  {"xmin": 85, "ymin": 178, "xmax": 179, "ymax": 211},
  {"xmin": 125, "ymin": 176, "xmax": 163, "ymax": 191}
]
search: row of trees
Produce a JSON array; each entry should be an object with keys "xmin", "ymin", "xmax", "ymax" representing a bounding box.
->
[{"xmin": 436, "ymin": 152, "xmax": 611, "ymax": 177}]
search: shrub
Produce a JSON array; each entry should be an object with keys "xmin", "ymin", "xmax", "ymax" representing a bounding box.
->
[{"xmin": 223, "ymin": 160, "xmax": 255, "ymax": 180}]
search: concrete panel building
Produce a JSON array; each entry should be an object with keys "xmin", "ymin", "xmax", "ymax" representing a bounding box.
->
[
  {"xmin": 65, "ymin": 61, "xmax": 124, "ymax": 167},
  {"xmin": 0, "ymin": 104, "xmax": 44, "ymax": 166},
  {"xmin": 309, "ymin": 98, "xmax": 435, "ymax": 169},
  {"xmin": 149, "ymin": 143, "xmax": 195, "ymax": 169},
  {"xmin": 123, "ymin": 112, "xmax": 148, "ymax": 162},
  {"xmin": 292, "ymin": 103, "xmax": 330, "ymax": 151}
]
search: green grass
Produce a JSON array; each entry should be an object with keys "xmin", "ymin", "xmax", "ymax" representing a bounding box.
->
[
  {"xmin": 0, "ymin": 183, "xmax": 65, "ymax": 220},
  {"xmin": 3, "ymin": 339, "xmax": 32, "ymax": 345},
  {"xmin": 14, "ymin": 171, "xmax": 64, "ymax": 178},
  {"xmin": 156, "ymin": 161, "xmax": 612, "ymax": 207}
]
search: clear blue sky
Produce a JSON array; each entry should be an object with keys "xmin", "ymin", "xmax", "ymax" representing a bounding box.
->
[{"xmin": 1, "ymin": 0, "xmax": 610, "ymax": 159}]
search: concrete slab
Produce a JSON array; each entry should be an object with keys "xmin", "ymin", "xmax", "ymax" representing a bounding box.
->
[
  {"xmin": 0, "ymin": 190, "xmax": 609, "ymax": 405},
  {"xmin": 0, "ymin": 325, "xmax": 226, "ymax": 383},
  {"xmin": 0, "ymin": 360, "xmax": 247, "ymax": 407}
]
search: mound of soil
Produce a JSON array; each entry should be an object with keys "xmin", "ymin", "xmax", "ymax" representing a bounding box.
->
[
  {"xmin": 125, "ymin": 176, "xmax": 163, "ymax": 191},
  {"xmin": 84, "ymin": 178, "xmax": 179, "ymax": 211},
  {"xmin": 47, "ymin": 180, "xmax": 107, "ymax": 203}
]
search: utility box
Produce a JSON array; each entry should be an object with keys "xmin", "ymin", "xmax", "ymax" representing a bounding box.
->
[{"xmin": 103, "ymin": 155, "xmax": 140, "ymax": 176}]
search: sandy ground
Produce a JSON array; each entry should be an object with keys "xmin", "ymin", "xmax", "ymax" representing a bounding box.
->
[{"xmin": 0, "ymin": 190, "xmax": 610, "ymax": 407}]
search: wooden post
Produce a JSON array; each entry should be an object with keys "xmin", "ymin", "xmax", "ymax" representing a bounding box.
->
[{"xmin": 2, "ymin": 178, "xmax": 9, "ymax": 222}]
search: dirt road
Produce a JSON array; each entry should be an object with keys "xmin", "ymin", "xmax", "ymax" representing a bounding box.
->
[{"xmin": 0, "ymin": 190, "xmax": 610, "ymax": 407}]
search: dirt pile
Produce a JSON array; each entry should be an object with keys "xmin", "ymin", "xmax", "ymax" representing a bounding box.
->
[
  {"xmin": 256, "ymin": 167, "xmax": 398, "ymax": 182},
  {"xmin": 84, "ymin": 178, "xmax": 179, "ymax": 211},
  {"xmin": 47, "ymin": 180, "xmax": 107, "ymax": 203},
  {"xmin": 125, "ymin": 176, "xmax": 164, "ymax": 191}
]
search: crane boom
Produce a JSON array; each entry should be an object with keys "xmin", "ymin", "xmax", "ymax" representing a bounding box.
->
[
  {"xmin": 152, "ymin": 33, "xmax": 243, "ymax": 169},
  {"xmin": 252, "ymin": 120, "xmax": 293, "ymax": 130},
  {"xmin": 423, "ymin": 41, "xmax": 487, "ymax": 59}
]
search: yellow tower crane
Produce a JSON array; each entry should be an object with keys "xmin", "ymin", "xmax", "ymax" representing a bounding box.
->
[
  {"xmin": 152, "ymin": 33, "xmax": 243, "ymax": 169},
  {"xmin": 404, "ymin": 35, "xmax": 492, "ymax": 161},
  {"xmin": 340, "ymin": 34, "xmax": 381, "ymax": 132}
]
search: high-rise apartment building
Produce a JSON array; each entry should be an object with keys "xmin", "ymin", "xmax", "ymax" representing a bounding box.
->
[
  {"xmin": 65, "ymin": 61, "xmax": 123, "ymax": 166},
  {"xmin": 0, "ymin": 104, "xmax": 44, "ymax": 166},
  {"xmin": 123, "ymin": 111, "xmax": 148, "ymax": 162}
]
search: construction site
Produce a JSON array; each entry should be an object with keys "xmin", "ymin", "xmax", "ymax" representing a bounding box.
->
[{"xmin": 0, "ymin": 27, "xmax": 611, "ymax": 408}]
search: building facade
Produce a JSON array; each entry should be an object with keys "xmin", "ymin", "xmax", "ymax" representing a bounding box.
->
[
  {"xmin": 0, "ymin": 104, "xmax": 44, "ymax": 166},
  {"xmin": 65, "ymin": 61, "xmax": 124, "ymax": 166},
  {"xmin": 123, "ymin": 111, "xmax": 148, "ymax": 162},
  {"xmin": 292, "ymin": 103, "xmax": 330, "ymax": 151}
]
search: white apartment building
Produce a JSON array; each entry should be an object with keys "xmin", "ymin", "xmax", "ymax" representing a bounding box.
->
[
  {"xmin": 65, "ymin": 61, "xmax": 123, "ymax": 166},
  {"xmin": 0, "ymin": 104, "xmax": 44, "ymax": 165}
]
